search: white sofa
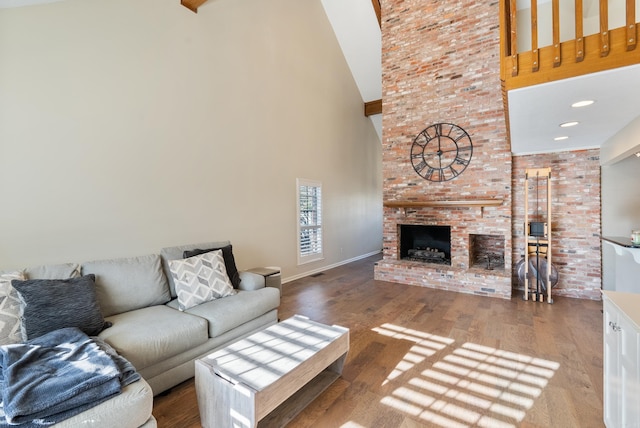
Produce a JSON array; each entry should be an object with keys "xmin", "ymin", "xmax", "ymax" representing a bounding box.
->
[{"xmin": 0, "ymin": 240, "xmax": 281, "ymax": 428}]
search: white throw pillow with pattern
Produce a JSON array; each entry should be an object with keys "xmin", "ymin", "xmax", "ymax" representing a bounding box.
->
[
  {"xmin": 0, "ymin": 270, "xmax": 25, "ymax": 345},
  {"xmin": 169, "ymin": 250, "xmax": 236, "ymax": 311}
]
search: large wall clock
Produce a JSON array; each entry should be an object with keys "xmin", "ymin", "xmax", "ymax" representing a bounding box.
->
[{"xmin": 410, "ymin": 122, "xmax": 473, "ymax": 182}]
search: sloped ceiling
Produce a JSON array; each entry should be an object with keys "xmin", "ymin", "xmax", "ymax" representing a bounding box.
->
[
  {"xmin": 320, "ymin": 0, "xmax": 640, "ymax": 156},
  {"xmin": 0, "ymin": 0, "xmax": 62, "ymax": 6},
  {"xmin": 2, "ymin": 0, "xmax": 384, "ymax": 140},
  {"xmin": 4, "ymin": 0, "xmax": 639, "ymax": 155},
  {"xmin": 320, "ymin": 0, "xmax": 382, "ymax": 140}
]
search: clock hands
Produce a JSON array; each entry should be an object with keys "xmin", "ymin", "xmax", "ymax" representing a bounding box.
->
[
  {"xmin": 437, "ymin": 135, "xmax": 443, "ymax": 171},
  {"xmin": 439, "ymin": 147, "xmax": 461, "ymax": 154}
]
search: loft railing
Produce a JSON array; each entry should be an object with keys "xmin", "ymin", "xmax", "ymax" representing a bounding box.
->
[{"xmin": 500, "ymin": 0, "xmax": 640, "ymax": 90}]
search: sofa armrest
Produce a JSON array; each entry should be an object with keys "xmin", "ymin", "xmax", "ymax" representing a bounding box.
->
[
  {"xmin": 241, "ymin": 267, "xmax": 282, "ymax": 294},
  {"xmin": 237, "ymin": 271, "xmax": 265, "ymax": 291}
]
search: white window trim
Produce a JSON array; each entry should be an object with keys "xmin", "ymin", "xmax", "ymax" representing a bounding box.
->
[{"xmin": 297, "ymin": 178, "xmax": 324, "ymax": 265}]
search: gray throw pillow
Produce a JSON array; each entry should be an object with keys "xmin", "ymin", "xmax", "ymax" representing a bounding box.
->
[{"xmin": 11, "ymin": 274, "xmax": 110, "ymax": 341}]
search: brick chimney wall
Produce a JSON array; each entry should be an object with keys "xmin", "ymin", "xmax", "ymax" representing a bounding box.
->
[
  {"xmin": 375, "ymin": 0, "xmax": 513, "ymax": 298},
  {"xmin": 375, "ymin": 0, "xmax": 602, "ymax": 300}
]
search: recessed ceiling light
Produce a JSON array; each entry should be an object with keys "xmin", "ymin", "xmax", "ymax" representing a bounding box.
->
[
  {"xmin": 636, "ymin": 152, "xmax": 640, "ymax": 158},
  {"xmin": 554, "ymin": 136, "xmax": 569, "ymax": 141},
  {"xmin": 560, "ymin": 121, "xmax": 579, "ymax": 128},
  {"xmin": 571, "ymin": 100, "xmax": 595, "ymax": 108}
]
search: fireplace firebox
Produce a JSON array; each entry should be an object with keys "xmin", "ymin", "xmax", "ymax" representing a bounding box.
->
[{"xmin": 399, "ymin": 225, "xmax": 451, "ymax": 265}]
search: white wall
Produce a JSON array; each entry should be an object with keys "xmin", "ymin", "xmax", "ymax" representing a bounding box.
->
[
  {"xmin": 601, "ymin": 148, "xmax": 640, "ymax": 290},
  {"xmin": 600, "ymin": 116, "xmax": 640, "ymax": 165},
  {"xmin": 0, "ymin": 0, "xmax": 383, "ymax": 280}
]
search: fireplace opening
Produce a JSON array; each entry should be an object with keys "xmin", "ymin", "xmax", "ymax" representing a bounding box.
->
[
  {"xmin": 399, "ymin": 225, "xmax": 451, "ymax": 265},
  {"xmin": 469, "ymin": 234, "xmax": 505, "ymax": 270}
]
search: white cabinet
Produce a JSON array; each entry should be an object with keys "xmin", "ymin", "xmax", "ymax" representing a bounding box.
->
[
  {"xmin": 602, "ymin": 238, "xmax": 640, "ymax": 293},
  {"xmin": 603, "ymin": 291, "xmax": 640, "ymax": 428}
]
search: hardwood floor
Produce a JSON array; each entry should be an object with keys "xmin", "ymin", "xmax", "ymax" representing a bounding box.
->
[{"xmin": 153, "ymin": 254, "xmax": 604, "ymax": 428}]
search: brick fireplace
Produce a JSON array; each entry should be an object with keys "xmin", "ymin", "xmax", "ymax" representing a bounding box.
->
[
  {"xmin": 374, "ymin": 0, "xmax": 513, "ymax": 299},
  {"xmin": 374, "ymin": 0, "xmax": 602, "ymax": 301},
  {"xmin": 375, "ymin": 204, "xmax": 512, "ymax": 299}
]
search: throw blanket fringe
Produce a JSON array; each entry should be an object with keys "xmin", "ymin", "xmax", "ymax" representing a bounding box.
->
[{"xmin": 0, "ymin": 327, "xmax": 140, "ymax": 426}]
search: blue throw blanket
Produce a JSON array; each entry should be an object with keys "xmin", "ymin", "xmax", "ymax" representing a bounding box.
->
[{"xmin": 0, "ymin": 327, "xmax": 140, "ymax": 427}]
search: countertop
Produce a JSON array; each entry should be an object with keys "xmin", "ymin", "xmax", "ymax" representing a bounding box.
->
[
  {"xmin": 601, "ymin": 236, "xmax": 640, "ymax": 248},
  {"xmin": 602, "ymin": 290, "xmax": 640, "ymax": 330}
]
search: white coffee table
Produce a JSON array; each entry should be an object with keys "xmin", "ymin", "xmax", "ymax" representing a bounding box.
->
[{"xmin": 195, "ymin": 315, "xmax": 349, "ymax": 428}]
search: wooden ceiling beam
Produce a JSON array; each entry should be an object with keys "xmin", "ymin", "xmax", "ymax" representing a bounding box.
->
[
  {"xmin": 181, "ymin": 0, "xmax": 208, "ymax": 13},
  {"xmin": 365, "ymin": 99, "xmax": 382, "ymax": 116},
  {"xmin": 364, "ymin": 1, "xmax": 382, "ymax": 117},
  {"xmin": 371, "ymin": 0, "xmax": 381, "ymax": 29}
]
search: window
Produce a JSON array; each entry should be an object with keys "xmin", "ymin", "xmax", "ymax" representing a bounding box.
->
[{"xmin": 297, "ymin": 178, "xmax": 323, "ymax": 265}]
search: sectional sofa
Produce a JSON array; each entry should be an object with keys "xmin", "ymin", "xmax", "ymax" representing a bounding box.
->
[{"xmin": 0, "ymin": 240, "xmax": 281, "ymax": 428}]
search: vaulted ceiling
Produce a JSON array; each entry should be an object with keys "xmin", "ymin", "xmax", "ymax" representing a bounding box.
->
[
  {"xmin": 321, "ymin": 0, "xmax": 640, "ymax": 155},
  {"xmin": 3, "ymin": 0, "xmax": 638, "ymax": 155},
  {"xmin": 320, "ymin": 0, "xmax": 382, "ymax": 140}
]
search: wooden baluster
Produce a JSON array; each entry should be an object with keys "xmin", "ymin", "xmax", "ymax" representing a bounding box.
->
[
  {"xmin": 627, "ymin": 0, "xmax": 637, "ymax": 51},
  {"xmin": 510, "ymin": 0, "xmax": 519, "ymax": 77},
  {"xmin": 600, "ymin": 0, "xmax": 609, "ymax": 57},
  {"xmin": 552, "ymin": 0, "xmax": 561, "ymax": 67},
  {"xmin": 531, "ymin": 0, "xmax": 539, "ymax": 72},
  {"xmin": 575, "ymin": 0, "xmax": 584, "ymax": 62}
]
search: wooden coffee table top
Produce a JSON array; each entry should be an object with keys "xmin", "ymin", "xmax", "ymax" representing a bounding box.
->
[{"xmin": 200, "ymin": 315, "xmax": 348, "ymax": 392}]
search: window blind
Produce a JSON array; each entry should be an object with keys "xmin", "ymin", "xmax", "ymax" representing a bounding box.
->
[{"xmin": 297, "ymin": 179, "xmax": 323, "ymax": 264}]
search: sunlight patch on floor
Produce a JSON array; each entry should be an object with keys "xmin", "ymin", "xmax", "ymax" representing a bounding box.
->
[
  {"xmin": 372, "ymin": 323, "xmax": 455, "ymax": 350},
  {"xmin": 374, "ymin": 323, "xmax": 560, "ymax": 427},
  {"xmin": 340, "ymin": 422, "xmax": 366, "ymax": 428},
  {"xmin": 373, "ymin": 323, "xmax": 454, "ymax": 384}
]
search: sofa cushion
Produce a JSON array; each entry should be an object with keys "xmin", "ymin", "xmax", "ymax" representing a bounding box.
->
[
  {"xmin": 166, "ymin": 287, "xmax": 280, "ymax": 338},
  {"xmin": 82, "ymin": 254, "xmax": 171, "ymax": 317},
  {"xmin": 0, "ymin": 271, "xmax": 25, "ymax": 345},
  {"xmin": 11, "ymin": 274, "xmax": 110, "ymax": 341},
  {"xmin": 161, "ymin": 241, "xmax": 231, "ymax": 297},
  {"xmin": 169, "ymin": 251, "xmax": 236, "ymax": 311},
  {"xmin": 25, "ymin": 263, "xmax": 80, "ymax": 280},
  {"xmin": 183, "ymin": 244, "xmax": 241, "ymax": 288},
  {"xmin": 56, "ymin": 377, "xmax": 155, "ymax": 428},
  {"xmin": 99, "ymin": 305, "xmax": 208, "ymax": 371}
]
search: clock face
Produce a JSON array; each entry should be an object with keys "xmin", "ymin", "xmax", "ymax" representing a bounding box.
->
[{"xmin": 410, "ymin": 122, "xmax": 473, "ymax": 182}]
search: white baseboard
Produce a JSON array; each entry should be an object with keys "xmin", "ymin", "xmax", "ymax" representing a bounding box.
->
[{"xmin": 282, "ymin": 250, "xmax": 382, "ymax": 284}]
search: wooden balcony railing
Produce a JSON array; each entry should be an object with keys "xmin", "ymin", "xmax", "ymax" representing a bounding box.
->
[{"xmin": 500, "ymin": 0, "xmax": 640, "ymax": 91}]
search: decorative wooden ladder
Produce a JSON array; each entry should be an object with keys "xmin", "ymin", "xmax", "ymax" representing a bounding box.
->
[{"xmin": 524, "ymin": 167, "xmax": 553, "ymax": 303}]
